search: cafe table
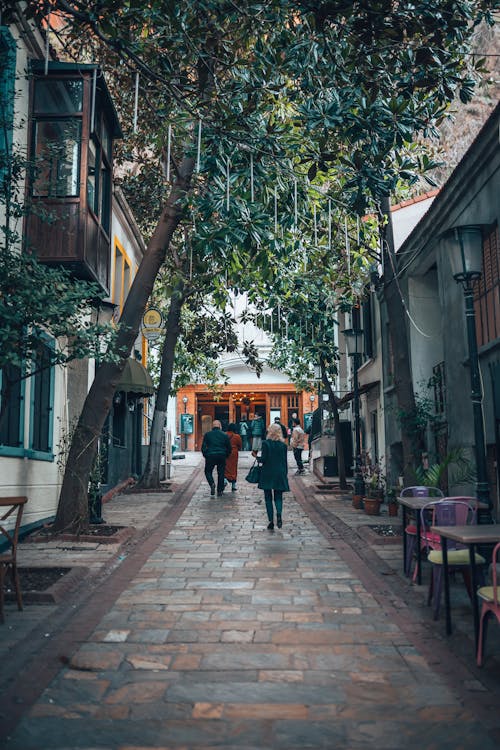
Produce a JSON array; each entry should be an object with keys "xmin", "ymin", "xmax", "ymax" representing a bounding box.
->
[
  {"xmin": 430, "ymin": 523, "xmax": 500, "ymax": 646},
  {"xmin": 398, "ymin": 496, "xmax": 438, "ymax": 585}
]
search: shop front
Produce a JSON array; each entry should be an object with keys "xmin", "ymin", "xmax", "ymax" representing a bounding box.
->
[{"xmin": 177, "ymin": 384, "xmax": 312, "ymax": 451}]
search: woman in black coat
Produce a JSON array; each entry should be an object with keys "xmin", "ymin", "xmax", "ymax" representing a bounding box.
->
[{"xmin": 252, "ymin": 422, "xmax": 289, "ymax": 530}]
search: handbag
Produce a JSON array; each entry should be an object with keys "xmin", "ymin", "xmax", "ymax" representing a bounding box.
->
[{"xmin": 245, "ymin": 461, "xmax": 261, "ymax": 484}]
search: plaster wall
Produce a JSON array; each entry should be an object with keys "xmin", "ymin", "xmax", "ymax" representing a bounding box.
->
[
  {"xmin": 393, "ymin": 105, "xmax": 500, "ymax": 504},
  {"xmin": 408, "ymin": 270, "xmax": 443, "ymax": 391},
  {"xmin": 392, "ymin": 196, "xmax": 437, "ymax": 250},
  {"xmin": 1, "ymin": 366, "xmax": 66, "ymax": 528},
  {"xmin": 0, "ymin": 23, "xmax": 148, "ymax": 526},
  {"xmin": 0, "ymin": 21, "xmax": 64, "ymax": 527}
]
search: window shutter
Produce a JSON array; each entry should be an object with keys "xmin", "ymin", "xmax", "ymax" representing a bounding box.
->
[{"xmin": 0, "ymin": 27, "xmax": 16, "ymax": 180}]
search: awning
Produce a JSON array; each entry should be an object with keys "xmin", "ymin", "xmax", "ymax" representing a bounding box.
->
[{"xmin": 116, "ymin": 358, "xmax": 154, "ymax": 397}]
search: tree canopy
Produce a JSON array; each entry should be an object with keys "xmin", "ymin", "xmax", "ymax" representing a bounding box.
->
[{"xmin": 15, "ymin": 0, "xmax": 495, "ymax": 529}]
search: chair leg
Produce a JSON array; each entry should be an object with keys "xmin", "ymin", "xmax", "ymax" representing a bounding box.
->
[
  {"xmin": 12, "ymin": 564, "xmax": 23, "ymax": 612},
  {"xmin": 477, "ymin": 606, "xmax": 488, "ymax": 667},
  {"xmin": 405, "ymin": 534, "xmax": 416, "ymax": 577},
  {"xmin": 461, "ymin": 569, "xmax": 473, "ymax": 601},
  {"xmin": 412, "ymin": 561, "xmax": 419, "ymax": 584},
  {"xmin": 432, "ymin": 567, "xmax": 443, "ymax": 620},
  {"xmin": 0, "ymin": 565, "xmax": 5, "ymax": 624},
  {"xmin": 427, "ymin": 567, "xmax": 434, "ymax": 606}
]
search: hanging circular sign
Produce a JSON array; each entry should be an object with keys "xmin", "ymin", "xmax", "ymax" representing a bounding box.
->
[{"xmin": 141, "ymin": 307, "xmax": 165, "ymax": 341}]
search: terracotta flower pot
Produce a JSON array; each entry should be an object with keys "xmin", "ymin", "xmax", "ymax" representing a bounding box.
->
[
  {"xmin": 363, "ymin": 497, "xmax": 381, "ymax": 516},
  {"xmin": 352, "ymin": 494, "xmax": 364, "ymax": 510},
  {"xmin": 387, "ymin": 502, "xmax": 398, "ymax": 517}
]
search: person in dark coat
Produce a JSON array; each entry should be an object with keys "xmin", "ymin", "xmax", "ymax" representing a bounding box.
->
[
  {"xmin": 202, "ymin": 419, "xmax": 232, "ymax": 496},
  {"xmin": 252, "ymin": 422, "xmax": 289, "ymax": 530}
]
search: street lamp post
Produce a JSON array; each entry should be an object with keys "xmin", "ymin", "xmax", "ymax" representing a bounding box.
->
[
  {"xmin": 343, "ymin": 327, "xmax": 365, "ymax": 497},
  {"xmin": 182, "ymin": 396, "xmax": 188, "ymax": 451},
  {"xmin": 446, "ymin": 225, "xmax": 490, "ymax": 510}
]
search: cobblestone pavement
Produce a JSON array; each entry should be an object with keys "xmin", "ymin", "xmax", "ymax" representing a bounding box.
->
[{"xmin": 1, "ymin": 452, "xmax": 499, "ymax": 749}]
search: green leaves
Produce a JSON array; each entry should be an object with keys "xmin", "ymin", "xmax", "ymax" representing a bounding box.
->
[
  {"xmin": 0, "ymin": 249, "xmax": 120, "ymax": 374},
  {"xmin": 39, "ymin": 0, "xmax": 493, "ymax": 335}
]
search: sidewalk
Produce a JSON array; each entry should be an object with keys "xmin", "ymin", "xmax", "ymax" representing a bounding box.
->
[{"xmin": 1, "ymin": 451, "xmax": 499, "ymax": 749}]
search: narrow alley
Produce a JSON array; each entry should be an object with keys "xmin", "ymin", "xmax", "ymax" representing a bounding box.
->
[{"xmin": 1, "ymin": 453, "xmax": 499, "ymax": 750}]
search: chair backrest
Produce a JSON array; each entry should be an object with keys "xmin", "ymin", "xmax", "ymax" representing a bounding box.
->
[
  {"xmin": 419, "ymin": 500, "xmax": 441, "ymax": 535},
  {"xmin": 0, "ymin": 497, "xmax": 28, "ymax": 560},
  {"xmin": 432, "ymin": 500, "xmax": 476, "ymax": 550},
  {"xmin": 443, "ymin": 495, "xmax": 480, "ymax": 508},
  {"xmin": 401, "ymin": 486, "xmax": 444, "ymax": 498}
]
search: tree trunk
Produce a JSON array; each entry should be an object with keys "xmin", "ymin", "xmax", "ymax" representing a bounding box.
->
[
  {"xmin": 320, "ymin": 360, "xmax": 348, "ymax": 490},
  {"xmin": 380, "ymin": 195, "xmax": 420, "ymax": 484},
  {"xmin": 138, "ymin": 281, "xmax": 185, "ymax": 489},
  {"xmin": 53, "ymin": 158, "xmax": 194, "ymax": 533}
]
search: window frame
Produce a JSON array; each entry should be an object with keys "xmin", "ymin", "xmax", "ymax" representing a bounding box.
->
[
  {"xmin": 26, "ymin": 337, "xmax": 55, "ymax": 461},
  {"xmin": 87, "ymin": 106, "xmax": 113, "ymax": 235},
  {"xmin": 0, "ymin": 364, "xmax": 25, "ymax": 457},
  {"xmin": 32, "ymin": 116, "xmax": 82, "ymax": 198}
]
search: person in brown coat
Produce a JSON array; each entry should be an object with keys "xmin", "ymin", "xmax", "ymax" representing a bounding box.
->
[{"xmin": 224, "ymin": 423, "xmax": 243, "ymax": 491}]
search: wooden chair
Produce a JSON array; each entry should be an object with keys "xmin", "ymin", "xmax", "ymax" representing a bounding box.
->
[{"xmin": 0, "ymin": 497, "xmax": 28, "ymax": 623}]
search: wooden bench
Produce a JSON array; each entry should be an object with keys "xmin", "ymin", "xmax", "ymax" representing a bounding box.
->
[{"xmin": 0, "ymin": 497, "xmax": 28, "ymax": 623}]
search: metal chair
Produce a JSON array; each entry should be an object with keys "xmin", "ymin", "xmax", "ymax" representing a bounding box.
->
[
  {"xmin": 0, "ymin": 497, "xmax": 28, "ymax": 624},
  {"xmin": 477, "ymin": 542, "xmax": 500, "ymax": 666},
  {"xmin": 411, "ymin": 496, "xmax": 481, "ymax": 582},
  {"xmin": 425, "ymin": 500, "xmax": 485, "ymax": 620},
  {"xmin": 402, "ymin": 486, "xmax": 444, "ymax": 577}
]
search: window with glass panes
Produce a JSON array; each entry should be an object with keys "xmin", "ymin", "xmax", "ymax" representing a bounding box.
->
[
  {"xmin": 87, "ymin": 102, "xmax": 112, "ymax": 234},
  {"xmin": 0, "ymin": 364, "xmax": 24, "ymax": 453},
  {"xmin": 32, "ymin": 78, "xmax": 83, "ymax": 197}
]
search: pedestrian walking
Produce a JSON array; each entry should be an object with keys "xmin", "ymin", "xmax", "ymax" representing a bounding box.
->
[
  {"xmin": 290, "ymin": 417, "xmax": 307, "ymax": 474},
  {"xmin": 224, "ymin": 423, "xmax": 242, "ymax": 491},
  {"xmin": 273, "ymin": 416, "xmax": 288, "ymax": 440},
  {"xmin": 239, "ymin": 418, "xmax": 251, "ymax": 451},
  {"xmin": 251, "ymin": 414, "xmax": 265, "ymax": 452},
  {"xmin": 201, "ymin": 419, "xmax": 232, "ymax": 496},
  {"xmin": 252, "ymin": 422, "xmax": 289, "ymax": 530},
  {"xmin": 287, "ymin": 411, "xmax": 297, "ymax": 445}
]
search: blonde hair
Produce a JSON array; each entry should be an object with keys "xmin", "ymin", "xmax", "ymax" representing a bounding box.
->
[{"xmin": 267, "ymin": 423, "xmax": 284, "ymax": 441}]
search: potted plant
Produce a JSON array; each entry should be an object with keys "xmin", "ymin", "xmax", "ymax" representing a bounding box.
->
[
  {"xmin": 411, "ymin": 448, "xmax": 475, "ymax": 492},
  {"xmin": 363, "ymin": 462, "xmax": 384, "ymax": 515},
  {"xmin": 385, "ymin": 486, "xmax": 399, "ymax": 517}
]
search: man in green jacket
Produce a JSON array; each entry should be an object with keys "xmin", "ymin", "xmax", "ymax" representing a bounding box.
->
[{"xmin": 201, "ymin": 420, "xmax": 232, "ymax": 496}]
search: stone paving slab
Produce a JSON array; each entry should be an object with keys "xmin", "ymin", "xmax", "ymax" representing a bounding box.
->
[{"xmin": 1, "ymin": 452, "xmax": 500, "ymax": 749}]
